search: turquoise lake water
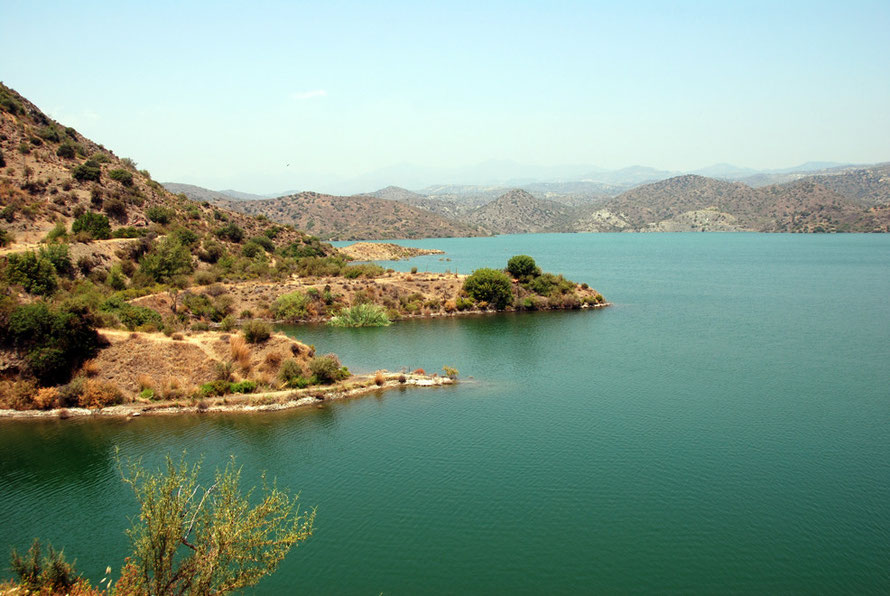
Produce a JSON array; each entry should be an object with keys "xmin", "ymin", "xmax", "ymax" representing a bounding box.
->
[{"xmin": 1, "ymin": 233, "xmax": 889, "ymax": 593}]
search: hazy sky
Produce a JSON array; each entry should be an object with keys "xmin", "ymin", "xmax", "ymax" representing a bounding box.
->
[{"xmin": 2, "ymin": 0, "xmax": 888, "ymax": 193}]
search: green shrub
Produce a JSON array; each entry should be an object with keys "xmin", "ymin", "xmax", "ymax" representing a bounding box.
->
[
  {"xmin": 328, "ymin": 304, "xmax": 391, "ymax": 327},
  {"xmin": 215, "ymin": 222, "xmax": 245, "ymax": 243},
  {"xmin": 527, "ymin": 272, "xmax": 574, "ymax": 297},
  {"xmin": 455, "ymin": 296, "xmax": 474, "ymax": 311},
  {"xmin": 71, "ymin": 211, "xmax": 111, "ymax": 239},
  {"xmin": 38, "ymin": 243, "xmax": 73, "ymax": 276},
  {"xmin": 114, "ymin": 303, "xmax": 162, "ymax": 331},
  {"xmin": 5, "ymin": 251, "xmax": 58, "ymax": 296},
  {"xmin": 10, "ymin": 539, "xmax": 80, "ymax": 594},
  {"xmin": 89, "ymin": 152, "xmax": 111, "ymax": 164},
  {"xmin": 72, "ymin": 160, "xmax": 101, "ymax": 182},
  {"xmin": 278, "ymin": 358, "xmax": 309, "ymax": 388},
  {"xmin": 507, "ymin": 254, "xmax": 540, "ymax": 279},
  {"xmin": 44, "ymin": 221, "xmax": 68, "ymax": 243},
  {"xmin": 111, "ymin": 226, "xmax": 147, "ymax": 238},
  {"xmin": 308, "ymin": 354, "xmax": 349, "ymax": 384},
  {"xmin": 294, "ymin": 256, "xmax": 345, "ymax": 277},
  {"xmin": 342, "ymin": 263, "xmax": 385, "ymax": 279},
  {"xmin": 146, "ymin": 206, "xmax": 174, "ymax": 224},
  {"xmin": 171, "ymin": 227, "xmax": 198, "ymax": 246},
  {"xmin": 229, "ymin": 380, "xmax": 257, "ymax": 394},
  {"xmin": 241, "ymin": 241, "xmax": 265, "ymax": 259},
  {"xmin": 109, "ymin": 168, "xmax": 134, "ymax": 186},
  {"xmin": 198, "ymin": 239, "xmax": 226, "ymax": 263},
  {"xmin": 463, "ymin": 268, "xmax": 513, "ymax": 310},
  {"xmin": 199, "ymin": 380, "xmax": 230, "ymax": 397},
  {"xmin": 0, "ymin": 228, "xmax": 12, "ymax": 247},
  {"xmin": 56, "ymin": 143, "xmax": 76, "ymax": 159},
  {"xmin": 249, "ymin": 235, "xmax": 275, "ymax": 252},
  {"xmin": 242, "ymin": 320, "xmax": 271, "ymax": 343},
  {"xmin": 273, "ymin": 291, "xmax": 312, "ymax": 321},
  {"xmin": 103, "ymin": 197, "xmax": 128, "ymax": 221}
]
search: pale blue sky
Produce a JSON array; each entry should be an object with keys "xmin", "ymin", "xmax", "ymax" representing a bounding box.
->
[{"xmin": 2, "ymin": 0, "xmax": 888, "ymax": 193}]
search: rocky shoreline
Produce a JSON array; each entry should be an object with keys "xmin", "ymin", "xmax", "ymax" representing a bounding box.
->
[{"xmin": 0, "ymin": 372, "xmax": 455, "ymax": 421}]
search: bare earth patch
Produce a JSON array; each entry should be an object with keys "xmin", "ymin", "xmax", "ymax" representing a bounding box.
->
[{"xmin": 339, "ymin": 242, "xmax": 444, "ymax": 261}]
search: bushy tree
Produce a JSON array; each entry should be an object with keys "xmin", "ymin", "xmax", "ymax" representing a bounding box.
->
[
  {"xmin": 5, "ymin": 251, "xmax": 58, "ymax": 296},
  {"xmin": 507, "ymin": 254, "xmax": 540, "ymax": 279},
  {"xmin": 137, "ymin": 238, "xmax": 194, "ymax": 283},
  {"xmin": 5, "ymin": 301, "xmax": 101, "ymax": 385},
  {"xmin": 113, "ymin": 454, "xmax": 315, "ymax": 595},
  {"xmin": 463, "ymin": 268, "xmax": 513, "ymax": 310}
]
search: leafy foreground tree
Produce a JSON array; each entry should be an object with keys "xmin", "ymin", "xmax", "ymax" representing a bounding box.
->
[
  {"xmin": 3, "ymin": 455, "xmax": 314, "ymax": 595},
  {"xmin": 115, "ymin": 454, "xmax": 315, "ymax": 595}
]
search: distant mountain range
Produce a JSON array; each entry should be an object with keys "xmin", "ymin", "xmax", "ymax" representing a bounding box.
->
[{"xmin": 167, "ymin": 161, "xmax": 890, "ymax": 238}]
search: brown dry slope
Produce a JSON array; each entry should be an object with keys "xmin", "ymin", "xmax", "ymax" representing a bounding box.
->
[{"xmin": 214, "ymin": 191, "xmax": 485, "ymax": 240}]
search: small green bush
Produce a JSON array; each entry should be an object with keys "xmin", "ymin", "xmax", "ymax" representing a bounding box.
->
[
  {"xmin": 109, "ymin": 168, "xmax": 134, "ymax": 186},
  {"xmin": 146, "ymin": 206, "xmax": 174, "ymax": 224},
  {"xmin": 44, "ymin": 221, "xmax": 68, "ymax": 243},
  {"xmin": 273, "ymin": 291, "xmax": 312, "ymax": 322},
  {"xmin": 463, "ymin": 268, "xmax": 513, "ymax": 310},
  {"xmin": 342, "ymin": 263, "xmax": 385, "ymax": 279},
  {"xmin": 215, "ymin": 222, "xmax": 245, "ymax": 243},
  {"xmin": 308, "ymin": 354, "xmax": 349, "ymax": 384},
  {"xmin": 56, "ymin": 143, "xmax": 76, "ymax": 159},
  {"xmin": 279, "ymin": 358, "xmax": 309, "ymax": 388},
  {"xmin": 199, "ymin": 380, "xmax": 230, "ymax": 397},
  {"xmin": 72, "ymin": 160, "xmax": 101, "ymax": 182},
  {"xmin": 229, "ymin": 380, "xmax": 257, "ymax": 394},
  {"xmin": 71, "ymin": 211, "xmax": 111, "ymax": 239},
  {"xmin": 328, "ymin": 304, "xmax": 391, "ymax": 327},
  {"xmin": 242, "ymin": 320, "xmax": 271, "ymax": 343}
]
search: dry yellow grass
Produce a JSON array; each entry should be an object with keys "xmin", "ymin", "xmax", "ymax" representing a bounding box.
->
[
  {"xmin": 374, "ymin": 370, "xmax": 386, "ymax": 386},
  {"xmin": 230, "ymin": 335, "xmax": 252, "ymax": 372}
]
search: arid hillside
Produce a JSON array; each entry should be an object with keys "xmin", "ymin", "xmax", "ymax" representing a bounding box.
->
[{"xmin": 202, "ymin": 191, "xmax": 485, "ymax": 241}]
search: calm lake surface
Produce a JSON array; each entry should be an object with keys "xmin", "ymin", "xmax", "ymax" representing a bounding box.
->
[{"xmin": 2, "ymin": 233, "xmax": 889, "ymax": 593}]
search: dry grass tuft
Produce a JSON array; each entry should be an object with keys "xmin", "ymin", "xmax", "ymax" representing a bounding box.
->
[
  {"xmin": 79, "ymin": 380, "xmax": 124, "ymax": 409},
  {"xmin": 230, "ymin": 335, "xmax": 252, "ymax": 371},
  {"xmin": 374, "ymin": 370, "xmax": 386, "ymax": 386},
  {"xmin": 81, "ymin": 359, "xmax": 100, "ymax": 378},
  {"xmin": 137, "ymin": 375, "xmax": 154, "ymax": 391},
  {"xmin": 262, "ymin": 351, "xmax": 283, "ymax": 373}
]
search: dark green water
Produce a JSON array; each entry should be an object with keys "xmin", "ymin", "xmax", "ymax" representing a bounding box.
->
[{"xmin": 2, "ymin": 234, "xmax": 889, "ymax": 593}]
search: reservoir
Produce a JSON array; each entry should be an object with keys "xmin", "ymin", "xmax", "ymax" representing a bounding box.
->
[{"xmin": 2, "ymin": 233, "xmax": 889, "ymax": 593}]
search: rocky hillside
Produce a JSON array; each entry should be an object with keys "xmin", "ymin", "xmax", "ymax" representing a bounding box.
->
[
  {"xmin": 465, "ymin": 189, "xmax": 572, "ymax": 234},
  {"xmin": 211, "ymin": 191, "xmax": 485, "ymax": 240},
  {"xmin": 0, "ymin": 83, "xmax": 327, "ymax": 255},
  {"xmin": 802, "ymin": 164, "xmax": 890, "ymax": 206}
]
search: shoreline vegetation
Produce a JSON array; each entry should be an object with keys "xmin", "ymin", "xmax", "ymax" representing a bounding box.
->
[{"xmin": 0, "ymin": 370, "xmax": 455, "ymax": 421}]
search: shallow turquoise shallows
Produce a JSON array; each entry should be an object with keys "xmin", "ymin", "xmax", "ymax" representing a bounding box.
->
[{"xmin": 2, "ymin": 233, "xmax": 889, "ymax": 594}]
